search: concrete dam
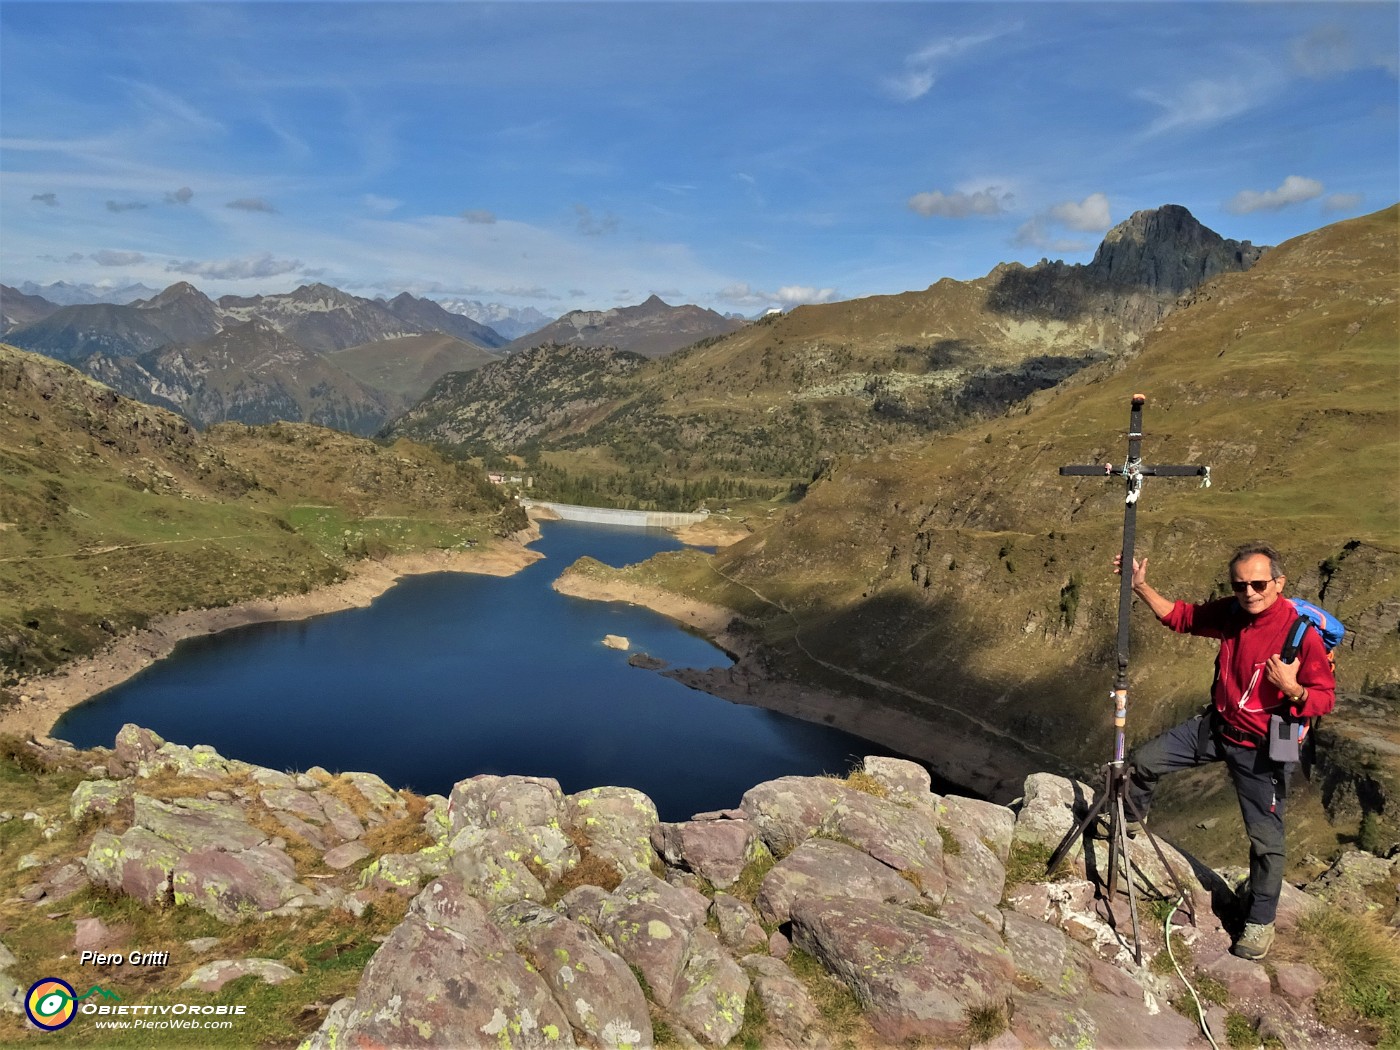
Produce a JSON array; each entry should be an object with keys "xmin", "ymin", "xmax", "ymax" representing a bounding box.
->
[{"xmin": 521, "ymin": 500, "xmax": 709, "ymax": 529}]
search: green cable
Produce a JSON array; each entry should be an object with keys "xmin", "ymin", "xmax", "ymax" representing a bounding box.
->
[{"xmin": 1165, "ymin": 894, "xmax": 1220, "ymax": 1050}]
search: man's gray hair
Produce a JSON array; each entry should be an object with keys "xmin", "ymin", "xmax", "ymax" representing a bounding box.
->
[{"xmin": 1230, "ymin": 542, "xmax": 1285, "ymax": 580}]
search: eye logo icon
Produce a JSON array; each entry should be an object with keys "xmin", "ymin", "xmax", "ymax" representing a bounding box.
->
[
  {"xmin": 25, "ymin": 978, "xmax": 76, "ymax": 1030},
  {"xmin": 24, "ymin": 979, "xmax": 119, "ymax": 1031}
]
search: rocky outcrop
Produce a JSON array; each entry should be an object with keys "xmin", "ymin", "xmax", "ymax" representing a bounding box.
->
[
  {"xmin": 986, "ymin": 204, "xmax": 1266, "ymax": 331},
  {"xmin": 4, "ymin": 728, "xmax": 1381, "ymax": 1048}
]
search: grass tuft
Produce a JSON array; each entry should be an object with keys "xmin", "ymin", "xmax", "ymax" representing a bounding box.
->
[
  {"xmin": 964, "ymin": 999, "xmax": 1009, "ymax": 1044},
  {"xmin": 1295, "ymin": 907, "xmax": 1400, "ymax": 1047}
]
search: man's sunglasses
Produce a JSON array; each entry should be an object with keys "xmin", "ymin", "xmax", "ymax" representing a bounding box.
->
[{"xmin": 1231, "ymin": 578, "xmax": 1278, "ymax": 593}]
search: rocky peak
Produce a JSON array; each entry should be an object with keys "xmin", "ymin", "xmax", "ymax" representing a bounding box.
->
[
  {"xmin": 137, "ymin": 281, "xmax": 206, "ymax": 308},
  {"xmin": 1088, "ymin": 204, "xmax": 1266, "ymax": 296},
  {"xmin": 290, "ymin": 282, "xmax": 355, "ymax": 306}
]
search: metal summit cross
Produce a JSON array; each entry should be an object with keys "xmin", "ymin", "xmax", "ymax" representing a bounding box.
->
[{"xmin": 1048, "ymin": 394, "xmax": 1212, "ymax": 963}]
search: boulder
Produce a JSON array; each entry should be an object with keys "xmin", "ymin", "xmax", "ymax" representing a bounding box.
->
[
  {"xmin": 139, "ymin": 742, "xmax": 235, "ymax": 780},
  {"xmin": 615, "ymin": 872, "xmax": 711, "ymax": 931},
  {"xmin": 740, "ymin": 776, "xmax": 853, "ymax": 857},
  {"xmin": 567, "ymin": 786, "xmax": 660, "ymax": 877},
  {"xmin": 1012, "ymin": 772, "xmax": 1094, "ymax": 851},
  {"xmin": 789, "ymin": 896, "xmax": 1016, "ymax": 1044},
  {"xmin": 309, "ymin": 877, "xmax": 574, "ymax": 1048},
  {"xmin": 341, "ymin": 771, "xmax": 406, "ymax": 824},
  {"xmin": 171, "ymin": 844, "xmax": 305, "ymax": 923},
  {"xmin": 134, "ymin": 795, "xmax": 267, "ymax": 853},
  {"xmin": 755, "ymin": 838, "xmax": 918, "ymax": 925},
  {"xmin": 494, "ymin": 901, "xmax": 653, "ymax": 1050},
  {"xmin": 113, "ymin": 724, "xmax": 165, "ymax": 769},
  {"xmin": 819, "ymin": 789, "xmax": 947, "ymax": 902},
  {"xmin": 590, "ymin": 896, "xmax": 691, "ymax": 1009},
  {"xmin": 860, "ymin": 756, "xmax": 937, "ymax": 805},
  {"xmin": 260, "ymin": 788, "xmax": 327, "ymax": 825},
  {"xmin": 70, "ymin": 779, "xmax": 134, "ymax": 823},
  {"xmin": 179, "ymin": 958, "xmax": 297, "ymax": 992},
  {"xmin": 361, "ymin": 846, "xmax": 451, "ymax": 896},
  {"xmin": 322, "ymin": 842, "xmax": 371, "ymax": 871},
  {"xmin": 85, "ymin": 828, "xmax": 180, "ymax": 905},
  {"xmin": 313, "ymin": 790, "xmax": 366, "ymax": 843},
  {"xmin": 653, "ymin": 817, "xmax": 762, "ymax": 889},
  {"xmin": 710, "ymin": 893, "xmax": 767, "ymax": 955},
  {"xmin": 448, "ymin": 827, "xmax": 548, "ymax": 906},
  {"xmin": 603, "ymin": 634, "xmax": 630, "ymax": 650},
  {"xmin": 449, "ymin": 775, "xmax": 577, "ymax": 886},
  {"xmin": 669, "ymin": 929, "xmax": 749, "ymax": 1046},
  {"xmin": 1001, "ymin": 910, "xmax": 1084, "ymax": 995},
  {"xmin": 740, "ymin": 955, "xmax": 824, "ymax": 1047}
]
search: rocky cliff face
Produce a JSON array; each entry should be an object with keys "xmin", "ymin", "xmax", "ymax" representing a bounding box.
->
[
  {"xmin": 384, "ymin": 343, "xmax": 649, "ymax": 448},
  {"xmin": 0, "ymin": 726, "xmax": 1382, "ymax": 1048},
  {"xmin": 985, "ymin": 204, "xmax": 1266, "ymax": 332}
]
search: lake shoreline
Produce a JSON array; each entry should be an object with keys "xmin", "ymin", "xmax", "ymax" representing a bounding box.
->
[
  {"xmin": 550, "ymin": 567, "xmax": 1036, "ymax": 801},
  {"xmin": 1, "ymin": 540, "xmax": 543, "ymax": 742}
]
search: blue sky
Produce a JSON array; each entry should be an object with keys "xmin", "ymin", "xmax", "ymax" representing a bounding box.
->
[{"xmin": 2, "ymin": 2, "xmax": 1396, "ymax": 316}]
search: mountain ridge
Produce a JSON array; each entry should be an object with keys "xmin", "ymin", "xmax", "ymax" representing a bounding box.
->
[{"xmin": 397, "ymin": 204, "xmax": 1267, "ymax": 504}]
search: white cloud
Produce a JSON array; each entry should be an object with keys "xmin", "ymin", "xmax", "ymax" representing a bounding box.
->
[
  {"xmin": 716, "ymin": 282, "xmax": 836, "ymax": 308},
  {"xmin": 361, "ymin": 194, "xmax": 400, "ymax": 214},
  {"xmin": 92, "ymin": 250, "xmax": 146, "ymax": 266},
  {"xmin": 1225, "ymin": 175, "xmax": 1324, "ymax": 214},
  {"xmin": 575, "ymin": 204, "xmax": 619, "ymax": 236},
  {"xmin": 1291, "ymin": 25, "xmax": 1399, "ymax": 79},
  {"xmin": 884, "ymin": 28, "xmax": 1016, "ymax": 102},
  {"xmin": 1323, "ymin": 192, "xmax": 1365, "ymax": 212},
  {"xmin": 907, "ymin": 188, "xmax": 1012, "ymax": 219},
  {"xmin": 166, "ymin": 252, "xmax": 313, "ymax": 280},
  {"xmin": 776, "ymin": 285, "xmax": 837, "ymax": 306},
  {"xmin": 226, "ymin": 197, "xmax": 277, "ymax": 213},
  {"xmin": 1136, "ymin": 74, "xmax": 1269, "ymax": 138},
  {"xmin": 1013, "ymin": 217, "xmax": 1090, "ymax": 255},
  {"xmin": 1048, "ymin": 192, "xmax": 1111, "ymax": 232}
]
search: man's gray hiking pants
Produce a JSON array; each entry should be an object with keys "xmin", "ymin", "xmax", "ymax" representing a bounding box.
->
[{"xmin": 1126, "ymin": 712, "xmax": 1292, "ymax": 926}]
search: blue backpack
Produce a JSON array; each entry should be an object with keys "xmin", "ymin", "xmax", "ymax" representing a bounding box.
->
[{"xmin": 1281, "ymin": 598, "xmax": 1346, "ymax": 668}]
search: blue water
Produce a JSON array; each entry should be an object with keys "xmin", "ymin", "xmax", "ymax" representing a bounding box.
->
[{"xmin": 55, "ymin": 520, "xmax": 929, "ymax": 820}]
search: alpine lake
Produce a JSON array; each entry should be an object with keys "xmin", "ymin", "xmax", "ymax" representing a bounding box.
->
[{"xmin": 55, "ymin": 519, "xmax": 932, "ymax": 820}]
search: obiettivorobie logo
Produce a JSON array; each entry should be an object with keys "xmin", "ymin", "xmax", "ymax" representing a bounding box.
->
[{"xmin": 25, "ymin": 978, "xmax": 120, "ymax": 1031}]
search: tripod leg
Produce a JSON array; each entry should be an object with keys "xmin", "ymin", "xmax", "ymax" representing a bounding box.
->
[
  {"xmin": 1104, "ymin": 773, "xmax": 1123, "ymax": 901},
  {"xmin": 1116, "ymin": 791, "xmax": 1145, "ymax": 966},
  {"xmin": 1123, "ymin": 791, "xmax": 1197, "ymax": 928},
  {"xmin": 1046, "ymin": 765, "xmax": 1114, "ymax": 875}
]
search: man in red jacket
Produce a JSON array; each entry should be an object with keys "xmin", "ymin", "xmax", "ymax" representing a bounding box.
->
[{"xmin": 1115, "ymin": 542, "xmax": 1336, "ymax": 961}]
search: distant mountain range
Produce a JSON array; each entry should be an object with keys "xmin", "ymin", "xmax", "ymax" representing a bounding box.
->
[
  {"xmin": 0, "ymin": 279, "xmax": 763, "ymax": 436},
  {"xmin": 434, "ymin": 299, "xmax": 553, "ymax": 341},
  {"xmin": 391, "ymin": 205, "xmax": 1269, "ymax": 493},
  {"xmin": 6, "ymin": 280, "xmax": 552, "ymax": 339},
  {"xmin": 1, "ymin": 204, "xmax": 1266, "ymax": 454},
  {"xmin": 504, "ymin": 295, "xmax": 745, "ymax": 358}
]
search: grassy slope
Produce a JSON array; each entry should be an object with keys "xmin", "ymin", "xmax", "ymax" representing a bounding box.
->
[
  {"xmin": 630, "ymin": 206, "xmax": 1399, "ymax": 855},
  {"xmin": 0, "ymin": 345, "xmax": 521, "ymax": 686},
  {"xmin": 326, "ymin": 332, "xmax": 501, "ymax": 402},
  {"xmin": 434, "ymin": 266, "xmax": 1134, "ymax": 488}
]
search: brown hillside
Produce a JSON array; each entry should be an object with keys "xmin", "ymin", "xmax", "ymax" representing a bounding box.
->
[{"xmin": 684, "ymin": 206, "xmax": 1398, "ymax": 794}]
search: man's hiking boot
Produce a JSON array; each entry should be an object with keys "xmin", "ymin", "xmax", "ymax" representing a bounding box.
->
[
  {"xmin": 1231, "ymin": 922, "xmax": 1275, "ymax": 961},
  {"xmin": 1090, "ymin": 814, "xmax": 1144, "ymax": 840}
]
